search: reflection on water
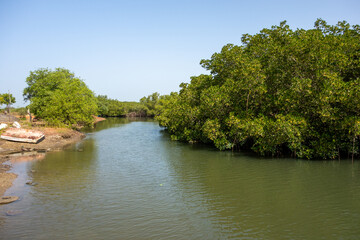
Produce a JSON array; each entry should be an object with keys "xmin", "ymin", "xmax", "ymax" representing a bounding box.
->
[
  {"xmin": 7, "ymin": 152, "xmax": 46, "ymax": 164},
  {"xmin": 163, "ymin": 146, "xmax": 360, "ymax": 239},
  {"xmin": 85, "ymin": 117, "xmax": 153, "ymax": 132},
  {"xmin": 0, "ymin": 119, "xmax": 359, "ymax": 239}
]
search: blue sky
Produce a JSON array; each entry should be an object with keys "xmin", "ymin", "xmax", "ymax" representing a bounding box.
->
[{"xmin": 1, "ymin": 0, "xmax": 360, "ymax": 107}]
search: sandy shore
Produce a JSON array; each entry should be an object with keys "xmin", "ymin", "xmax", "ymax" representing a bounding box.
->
[{"xmin": 0, "ymin": 127, "xmax": 86, "ymax": 197}]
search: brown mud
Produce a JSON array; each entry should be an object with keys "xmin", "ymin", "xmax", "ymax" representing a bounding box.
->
[{"xmin": 0, "ymin": 127, "xmax": 85, "ymax": 197}]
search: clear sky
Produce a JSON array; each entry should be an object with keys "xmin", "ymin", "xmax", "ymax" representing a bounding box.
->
[{"xmin": 1, "ymin": 0, "xmax": 360, "ymax": 107}]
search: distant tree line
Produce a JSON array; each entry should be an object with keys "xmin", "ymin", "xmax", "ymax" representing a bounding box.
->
[
  {"xmin": 97, "ymin": 92, "xmax": 169, "ymax": 117},
  {"xmin": 155, "ymin": 19, "xmax": 360, "ymax": 160},
  {"xmin": 96, "ymin": 95, "xmax": 147, "ymax": 117}
]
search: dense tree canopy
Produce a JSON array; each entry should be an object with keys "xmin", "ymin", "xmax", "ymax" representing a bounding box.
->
[
  {"xmin": 156, "ymin": 19, "xmax": 360, "ymax": 159},
  {"xmin": 24, "ymin": 68, "xmax": 98, "ymax": 127},
  {"xmin": 96, "ymin": 92, "xmax": 168, "ymax": 117},
  {"xmin": 96, "ymin": 95, "xmax": 147, "ymax": 117},
  {"xmin": 140, "ymin": 92, "xmax": 160, "ymax": 117}
]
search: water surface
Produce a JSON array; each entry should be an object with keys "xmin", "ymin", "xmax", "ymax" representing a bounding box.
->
[{"xmin": 1, "ymin": 118, "xmax": 359, "ymax": 239}]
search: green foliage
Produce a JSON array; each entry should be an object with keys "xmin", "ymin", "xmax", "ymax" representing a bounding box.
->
[
  {"xmin": 157, "ymin": 19, "xmax": 360, "ymax": 159},
  {"xmin": 24, "ymin": 68, "xmax": 98, "ymax": 127},
  {"xmin": 140, "ymin": 92, "xmax": 160, "ymax": 116},
  {"xmin": 96, "ymin": 95, "xmax": 147, "ymax": 117},
  {"xmin": 0, "ymin": 93, "xmax": 16, "ymax": 111},
  {"xmin": 96, "ymin": 92, "xmax": 169, "ymax": 118},
  {"xmin": 138, "ymin": 92, "xmax": 178, "ymax": 117}
]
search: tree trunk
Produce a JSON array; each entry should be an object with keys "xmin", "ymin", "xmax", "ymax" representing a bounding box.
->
[{"xmin": 8, "ymin": 91, "xmax": 11, "ymax": 113}]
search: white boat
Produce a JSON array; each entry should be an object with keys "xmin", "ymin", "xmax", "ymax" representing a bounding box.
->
[{"xmin": 1, "ymin": 128, "xmax": 45, "ymax": 144}]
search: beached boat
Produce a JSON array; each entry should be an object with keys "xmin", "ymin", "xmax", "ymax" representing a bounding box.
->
[{"xmin": 1, "ymin": 128, "xmax": 45, "ymax": 144}]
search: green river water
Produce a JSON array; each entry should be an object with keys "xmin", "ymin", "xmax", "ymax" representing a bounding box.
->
[{"xmin": 0, "ymin": 118, "xmax": 359, "ymax": 239}]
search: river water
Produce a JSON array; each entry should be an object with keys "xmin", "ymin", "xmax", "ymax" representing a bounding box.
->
[{"xmin": 1, "ymin": 118, "xmax": 359, "ymax": 239}]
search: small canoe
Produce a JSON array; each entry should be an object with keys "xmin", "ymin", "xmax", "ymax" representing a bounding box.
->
[{"xmin": 1, "ymin": 128, "xmax": 45, "ymax": 144}]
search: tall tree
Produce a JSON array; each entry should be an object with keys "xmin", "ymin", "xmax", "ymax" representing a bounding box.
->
[
  {"xmin": 0, "ymin": 93, "xmax": 16, "ymax": 113},
  {"xmin": 24, "ymin": 68, "xmax": 98, "ymax": 127}
]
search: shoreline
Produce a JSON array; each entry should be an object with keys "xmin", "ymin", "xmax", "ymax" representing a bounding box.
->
[{"xmin": 0, "ymin": 127, "xmax": 86, "ymax": 197}]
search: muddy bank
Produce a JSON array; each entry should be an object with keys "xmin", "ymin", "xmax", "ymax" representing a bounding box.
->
[
  {"xmin": 0, "ymin": 127, "xmax": 85, "ymax": 197},
  {"xmin": 93, "ymin": 115, "xmax": 106, "ymax": 123},
  {"xmin": 0, "ymin": 158, "xmax": 16, "ymax": 197},
  {"xmin": 0, "ymin": 127, "xmax": 85, "ymax": 155}
]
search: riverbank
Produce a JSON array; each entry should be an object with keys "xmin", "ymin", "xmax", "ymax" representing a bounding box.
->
[
  {"xmin": 0, "ymin": 160, "xmax": 16, "ymax": 197},
  {"xmin": 93, "ymin": 115, "xmax": 106, "ymax": 123},
  {"xmin": 0, "ymin": 127, "xmax": 86, "ymax": 197}
]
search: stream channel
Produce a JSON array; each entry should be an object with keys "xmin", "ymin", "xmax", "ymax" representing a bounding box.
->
[{"xmin": 1, "ymin": 118, "xmax": 359, "ymax": 239}]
